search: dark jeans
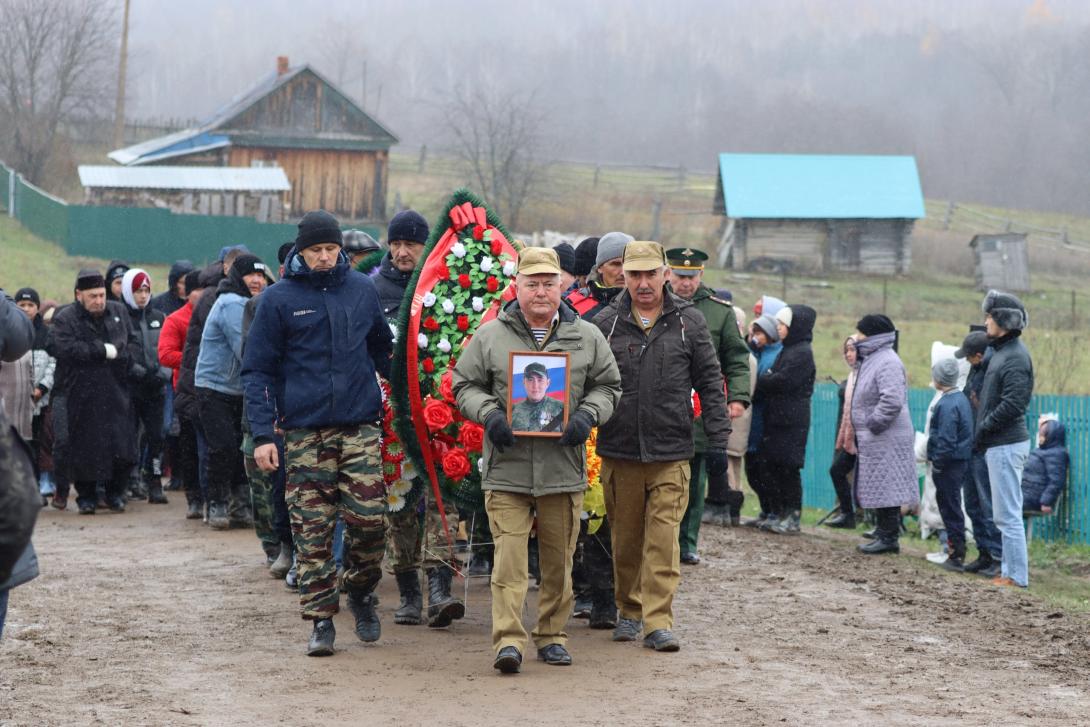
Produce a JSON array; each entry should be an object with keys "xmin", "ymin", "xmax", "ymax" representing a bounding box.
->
[
  {"xmin": 829, "ymin": 449, "xmax": 856, "ymax": 514},
  {"xmin": 75, "ymin": 460, "xmax": 131, "ymax": 508},
  {"xmin": 763, "ymin": 458, "xmax": 803, "ymax": 514},
  {"xmin": 177, "ymin": 415, "xmax": 202, "ymax": 504},
  {"xmin": 933, "ymin": 459, "xmax": 969, "ymax": 557},
  {"xmin": 196, "ymin": 388, "xmax": 245, "ymax": 505},
  {"xmin": 133, "ymin": 389, "xmax": 164, "ymax": 477},
  {"xmin": 965, "ymin": 452, "xmax": 1002, "ymax": 559},
  {"xmin": 744, "ymin": 452, "xmax": 772, "ymax": 515}
]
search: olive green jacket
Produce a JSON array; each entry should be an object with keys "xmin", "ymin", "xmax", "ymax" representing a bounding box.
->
[
  {"xmin": 453, "ymin": 300, "xmax": 621, "ymax": 497},
  {"xmin": 688, "ymin": 284, "xmax": 751, "ymax": 452}
]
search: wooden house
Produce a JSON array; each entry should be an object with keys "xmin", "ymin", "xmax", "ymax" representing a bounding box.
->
[
  {"xmin": 108, "ymin": 57, "xmax": 397, "ymax": 223},
  {"xmin": 714, "ymin": 153, "xmax": 925, "ymax": 275},
  {"xmin": 970, "ymin": 233, "xmax": 1030, "ymax": 292}
]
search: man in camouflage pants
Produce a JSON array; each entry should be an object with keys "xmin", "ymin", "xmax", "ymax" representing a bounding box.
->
[{"xmin": 243, "ymin": 210, "xmax": 393, "ymax": 656}]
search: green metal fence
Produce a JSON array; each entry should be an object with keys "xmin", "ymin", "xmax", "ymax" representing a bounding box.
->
[
  {"xmin": 802, "ymin": 382, "xmax": 1089, "ymax": 545},
  {"xmin": 0, "ymin": 161, "xmax": 378, "ymax": 266}
]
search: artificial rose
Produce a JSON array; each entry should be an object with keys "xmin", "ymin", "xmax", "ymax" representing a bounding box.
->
[
  {"xmin": 452, "ymin": 242, "xmax": 467, "ymax": 258},
  {"xmin": 431, "ymin": 439, "xmax": 449, "ymax": 460},
  {"xmin": 437, "ymin": 338, "xmax": 452, "ymax": 353},
  {"xmin": 457, "ymin": 421, "xmax": 485, "ymax": 452},
  {"xmin": 422, "ymin": 292, "xmax": 437, "ymax": 308},
  {"xmin": 473, "ymin": 225, "xmax": 485, "ymax": 241},
  {"xmin": 437, "ymin": 263, "xmax": 450, "ymax": 281},
  {"xmin": 458, "ymin": 273, "xmax": 472, "ymax": 289},
  {"xmin": 491, "ymin": 239, "xmax": 503, "ymax": 256},
  {"xmin": 422, "ymin": 357, "xmax": 435, "ymax": 374},
  {"xmin": 502, "ymin": 260, "xmax": 517, "ymax": 277},
  {"xmin": 439, "ymin": 371, "xmax": 456, "ymax": 403},
  {"xmin": 692, "ymin": 391, "xmax": 702, "ymax": 419},
  {"xmin": 486, "ymin": 276, "xmax": 499, "ymax": 292},
  {"xmin": 423, "ymin": 396, "xmax": 454, "ymax": 431},
  {"xmin": 471, "ymin": 296, "xmax": 484, "ymax": 312},
  {"xmin": 417, "ymin": 333, "xmax": 428, "ymax": 349},
  {"xmin": 441, "ymin": 447, "xmax": 472, "ymax": 481},
  {"xmin": 441, "ymin": 298, "xmax": 455, "ymax": 314},
  {"xmin": 457, "ymin": 315, "xmax": 469, "ymax": 331},
  {"xmin": 423, "ymin": 316, "xmax": 440, "ymax": 332},
  {"xmin": 480, "ymin": 257, "xmax": 494, "ymax": 273}
]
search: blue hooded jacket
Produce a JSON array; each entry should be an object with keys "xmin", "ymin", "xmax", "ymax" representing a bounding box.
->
[
  {"xmin": 241, "ymin": 249, "xmax": 393, "ymax": 444},
  {"xmin": 1021, "ymin": 420, "xmax": 1068, "ymax": 511},
  {"xmin": 746, "ymin": 340, "xmax": 783, "ymax": 452},
  {"xmin": 927, "ymin": 389, "xmax": 974, "ymax": 464}
]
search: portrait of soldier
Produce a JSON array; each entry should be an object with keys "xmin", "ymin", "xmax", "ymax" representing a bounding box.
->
[{"xmin": 510, "ymin": 361, "xmax": 565, "ymax": 433}]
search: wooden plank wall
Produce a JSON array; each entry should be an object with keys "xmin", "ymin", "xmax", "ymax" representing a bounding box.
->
[
  {"xmin": 742, "ymin": 219, "xmax": 825, "ymax": 271},
  {"xmin": 737, "ymin": 218, "xmax": 912, "ymax": 274},
  {"xmin": 228, "ymin": 147, "xmax": 387, "ymax": 221}
]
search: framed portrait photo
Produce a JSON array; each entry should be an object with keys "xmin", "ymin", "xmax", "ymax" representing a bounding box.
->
[{"xmin": 507, "ymin": 351, "xmax": 571, "ymax": 437}]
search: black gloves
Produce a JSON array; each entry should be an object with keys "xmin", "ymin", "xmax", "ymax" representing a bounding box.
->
[
  {"xmin": 705, "ymin": 448, "xmax": 729, "ymax": 502},
  {"xmin": 559, "ymin": 410, "xmax": 595, "ymax": 447},
  {"xmin": 485, "ymin": 411, "xmax": 516, "ymax": 453}
]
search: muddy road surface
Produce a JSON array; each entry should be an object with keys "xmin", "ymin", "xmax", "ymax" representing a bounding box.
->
[{"xmin": 2, "ymin": 500, "xmax": 1088, "ymax": 726}]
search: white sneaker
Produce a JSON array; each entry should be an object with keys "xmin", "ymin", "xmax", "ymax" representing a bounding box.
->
[{"xmin": 925, "ymin": 551, "xmax": 949, "ymax": 564}]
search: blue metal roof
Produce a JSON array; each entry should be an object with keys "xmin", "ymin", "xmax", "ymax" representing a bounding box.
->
[{"xmin": 717, "ymin": 153, "xmax": 925, "ymax": 219}]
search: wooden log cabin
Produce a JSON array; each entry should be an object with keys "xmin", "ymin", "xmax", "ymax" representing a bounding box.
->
[
  {"xmin": 713, "ymin": 153, "xmax": 925, "ymax": 275},
  {"xmin": 109, "ymin": 57, "xmax": 397, "ymax": 223}
]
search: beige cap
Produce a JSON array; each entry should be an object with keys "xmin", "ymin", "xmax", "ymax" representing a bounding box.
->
[
  {"xmin": 517, "ymin": 246, "xmax": 562, "ymax": 275},
  {"xmin": 775, "ymin": 306, "xmax": 793, "ymax": 327},
  {"xmin": 622, "ymin": 241, "xmax": 667, "ymax": 272}
]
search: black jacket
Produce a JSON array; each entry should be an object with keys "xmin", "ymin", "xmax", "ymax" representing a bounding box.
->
[
  {"xmin": 125, "ymin": 303, "xmax": 169, "ymax": 395},
  {"xmin": 753, "ymin": 305, "xmax": 816, "ymax": 469},
  {"xmin": 150, "ymin": 260, "xmax": 194, "ymax": 317},
  {"xmin": 1022, "ymin": 421, "xmax": 1068, "ymax": 511},
  {"xmin": 373, "ymin": 255, "xmax": 412, "ymax": 321},
  {"xmin": 976, "ymin": 332, "xmax": 1033, "ymax": 449},
  {"xmin": 591, "ymin": 290, "xmax": 730, "ymax": 462},
  {"xmin": 174, "ymin": 267, "xmax": 225, "ymax": 420}
]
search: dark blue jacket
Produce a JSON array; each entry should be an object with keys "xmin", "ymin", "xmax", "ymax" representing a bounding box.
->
[
  {"xmin": 1022, "ymin": 421, "xmax": 1068, "ymax": 511},
  {"xmin": 241, "ymin": 250, "xmax": 393, "ymax": 445},
  {"xmin": 927, "ymin": 389, "xmax": 973, "ymax": 464}
]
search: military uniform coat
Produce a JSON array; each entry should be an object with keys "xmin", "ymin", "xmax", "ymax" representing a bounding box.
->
[{"xmin": 47, "ymin": 301, "xmax": 138, "ymax": 480}]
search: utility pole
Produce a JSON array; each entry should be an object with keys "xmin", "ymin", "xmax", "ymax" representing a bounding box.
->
[{"xmin": 112, "ymin": 0, "xmax": 131, "ymax": 150}]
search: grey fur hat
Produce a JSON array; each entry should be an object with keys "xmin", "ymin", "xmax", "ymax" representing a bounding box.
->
[
  {"xmin": 932, "ymin": 358, "xmax": 960, "ymax": 388},
  {"xmin": 982, "ymin": 289, "xmax": 1028, "ymax": 331}
]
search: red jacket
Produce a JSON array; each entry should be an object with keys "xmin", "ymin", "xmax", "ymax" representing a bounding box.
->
[{"xmin": 158, "ymin": 301, "xmax": 192, "ymax": 389}]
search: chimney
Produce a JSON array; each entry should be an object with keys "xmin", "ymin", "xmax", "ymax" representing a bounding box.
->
[{"xmin": 277, "ymin": 56, "xmax": 289, "ymax": 76}]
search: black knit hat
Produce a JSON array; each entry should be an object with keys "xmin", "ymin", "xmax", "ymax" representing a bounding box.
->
[
  {"xmin": 183, "ymin": 270, "xmax": 204, "ymax": 296},
  {"xmin": 856, "ymin": 314, "xmax": 896, "ymax": 336},
  {"xmin": 387, "ymin": 209, "xmax": 429, "ymax": 245},
  {"xmin": 277, "ymin": 242, "xmax": 295, "ymax": 265},
  {"xmin": 295, "ymin": 210, "xmax": 343, "ymax": 250},
  {"xmin": 573, "ymin": 237, "xmax": 599, "ymax": 276},
  {"xmin": 76, "ymin": 268, "xmax": 106, "ymax": 291},
  {"xmin": 553, "ymin": 243, "xmax": 576, "ymax": 275},
  {"xmin": 232, "ymin": 253, "xmax": 270, "ymax": 279},
  {"xmin": 14, "ymin": 288, "xmax": 40, "ymax": 306}
]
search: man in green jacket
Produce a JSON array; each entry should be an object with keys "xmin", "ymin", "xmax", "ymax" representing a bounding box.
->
[
  {"xmin": 666, "ymin": 248, "xmax": 751, "ymax": 562},
  {"xmin": 454, "ymin": 247, "xmax": 621, "ymax": 675}
]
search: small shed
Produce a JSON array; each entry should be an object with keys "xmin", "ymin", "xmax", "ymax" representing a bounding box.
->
[
  {"xmin": 108, "ymin": 57, "xmax": 397, "ymax": 223},
  {"xmin": 714, "ymin": 153, "xmax": 926, "ymax": 275},
  {"xmin": 970, "ymin": 233, "xmax": 1030, "ymax": 292},
  {"xmin": 78, "ymin": 165, "xmax": 291, "ymax": 222}
]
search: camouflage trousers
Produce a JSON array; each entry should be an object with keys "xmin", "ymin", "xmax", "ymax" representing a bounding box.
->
[
  {"xmin": 284, "ymin": 423, "xmax": 386, "ymax": 620},
  {"xmin": 385, "ymin": 485, "xmax": 460, "ymax": 573},
  {"xmin": 243, "ymin": 434, "xmax": 291, "ymax": 559}
]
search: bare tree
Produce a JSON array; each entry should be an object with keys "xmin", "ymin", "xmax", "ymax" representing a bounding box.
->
[
  {"xmin": 444, "ymin": 86, "xmax": 549, "ymax": 231},
  {"xmin": 0, "ymin": 0, "xmax": 116, "ymax": 183}
]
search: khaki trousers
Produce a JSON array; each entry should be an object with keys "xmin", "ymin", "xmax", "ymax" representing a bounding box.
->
[
  {"xmin": 601, "ymin": 458, "xmax": 690, "ymax": 633},
  {"xmin": 485, "ymin": 490, "xmax": 583, "ymax": 653}
]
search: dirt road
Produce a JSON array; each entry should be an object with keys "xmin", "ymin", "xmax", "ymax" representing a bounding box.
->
[{"xmin": 2, "ymin": 500, "xmax": 1088, "ymax": 726}]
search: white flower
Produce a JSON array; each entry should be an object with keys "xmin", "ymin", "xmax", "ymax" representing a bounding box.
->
[
  {"xmin": 417, "ymin": 333, "xmax": 428, "ymax": 349},
  {"xmin": 389, "ymin": 322, "xmax": 399, "ymax": 342},
  {"xmin": 391, "ymin": 478, "xmax": 413, "ymax": 496},
  {"xmin": 502, "ymin": 260, "xmax": 517, "ymax": 277},
  {"xmin": 401, "ymin": 461, "xmax": 417, "ymax": 480},
  {"xmin": 437, "ymin": 338, "xmax": 452, "ymax": 353},
  {"xmin": 451, "ymin": 242, "xmax": 467, "ymax": 258},
  {"xmin": 441, "ymin": 298, "xmax": 455, "ymax": 314},
  {"xmin": 471, "ymin": 296, "xmax": 485, "ymax": 312},
  {"xmin": 479, "ymin": 257, "xmax": 494, "ymax": 273},
  {"xmin": 422, "ymin": 291, "xmax": 437, "ymax": 308},
  {"xmin": 386, "ymin": 492, "xmax": 406, "ymax": 512},
  {"xmin": 477, "ymin": 457, "xmax": 484, "ymax": 471}
]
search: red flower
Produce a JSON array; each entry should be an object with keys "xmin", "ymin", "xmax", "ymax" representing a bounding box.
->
[
  {"xmin": 423, "ymin": 316, "xmax": 440, "ymax": 332},
  {"xmin": 491, "ymin": 239, "xmax": 503, "ymax": 256},
  {"xmin": 473, "ymin": 225, "xmax": 485, "ymax": 241},
  {"xmin": 456, "ymin": 315, "xmax": 469, "ymax": 331},
  {"xmin": 437, "ymin": 263, "xmax": 450, "ymax": 281},
  {"xmin": 441, "ymin": 447, "xmax": 472, "ymax": 481},
  {"xmin": 422, "ymin": 396, "xmax": 454, "ymax": 431},
  {"xmin": 486, "ymin": 276, "xmax": 499, "ymax": 292},
  {"xmin": 692, "ymin": 391, "xmax": 702, "ymax": 419},
  {"xmin": 439, "ymin": 371, "xmax": 455, "ymax": 403},
  {"xmin": 431, "ymin": 439, "xmax": 449, "ymax": 460},
  {"xmin": 458, "ymin": 422, "xmax": 485, "ymax": 452},
  {"xmin": 422, "ymin": 357, "xmax": 435, "ymax": 374},
  {"xmin": 458, "ymin": 273, "xmax": 472, "ymax": 289}
]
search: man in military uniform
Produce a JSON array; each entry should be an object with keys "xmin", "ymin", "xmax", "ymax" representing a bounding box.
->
[
  {"xmin": 666, "ymin": 248, "xmax": 751, "ymax": 564},
  {"xmin": 510, "ymin": 363, "xmax": 565, "ymax": 433}
]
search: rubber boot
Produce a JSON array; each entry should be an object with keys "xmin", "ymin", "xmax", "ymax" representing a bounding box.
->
[
  {"xmin": 269, "ymin": 542, "xmax": 293, "ymax": 579},
  {"xmin": 393, "ymin": 570, "xmax": 423, "ymax": 625},
  {"xmin": 347, "ymin": 591, "xmax": 381, "ymax": 643},
  {"xmin": 426, "ymin": 567, "xmax": 465, "ymax": 628}
]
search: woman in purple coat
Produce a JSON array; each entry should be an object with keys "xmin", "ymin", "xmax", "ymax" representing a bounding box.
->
[{"xmin": 850, "ymin": 315, "xmax": 919, "ymax": 554}]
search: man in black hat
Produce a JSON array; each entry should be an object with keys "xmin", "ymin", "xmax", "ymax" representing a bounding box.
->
[
  {"xmin": 553, "ymin": 243, "xmax": 577, "ymax": 293},
  {"xmin": 47, "ymin": 269, "xmax": 139, "ymax": 514},
  {"xmin": 954, "ymin": 331, "xmax": 1003, "ymax": 576},
  {"xmin": 105, "ymin": 260, "xmax": 130, "ymax": 302},
  {"xmin": 572, "ymin": 237, "xmax": 599, "ymax": 290},
  {"xmin": 374, "ymin": 209, "xmax": 429, "ymax": 319},
  {"xmin": 151, "ymin": 260, "xmax": 195, "ymax": 317}
]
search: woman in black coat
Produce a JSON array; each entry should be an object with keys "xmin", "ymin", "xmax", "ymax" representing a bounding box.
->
[{"xmin": 754, "ymin": 304, "xmax": 817, "ymax": 534}]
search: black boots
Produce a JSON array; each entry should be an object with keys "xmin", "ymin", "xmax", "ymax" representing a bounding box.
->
[
  {"xmin": 347, "ymin": 591, "xmax": 381, "ymax": 642},
  {"xmin": 307, "ymin": 618, "xmax": 336, "ymax": 656},
  {"xmin": 147, "ymin": 480, "xmax": 169, "ymax": 504},
  {"xmin": 185, "ymin": 498, "xmax": 203, "ymax": 520},
  {"xmin": 426, "ymin": 567, "xmax": 465, "ymax": 628},
  {"xmin": 770, "ymin": 510, "xmax": 801, "ymax": 535},
  {"xmin": 963, "ymin": 550, "xmax": 994, "ymax": 573},
  {"xmin": 207, "ymin": 501, "xmax": 230, "ymax": 529},
  {"xmin": 588, "ymin": 589, "xmax": 617, "ymax": 630},
  {"xmin": 858, "ymin": 507, "xmax": 900, "ymax": 554},
  {"xmin": 858, "ymin": 537, "xmax": 900, "ymax": 555},
  {"xmin": 824, "ymin": 511, "xmax": 856, "ymax": 529},
  {"xmin": 394, "ymin": 570, "xmax": 424, "ymax": 625}
]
